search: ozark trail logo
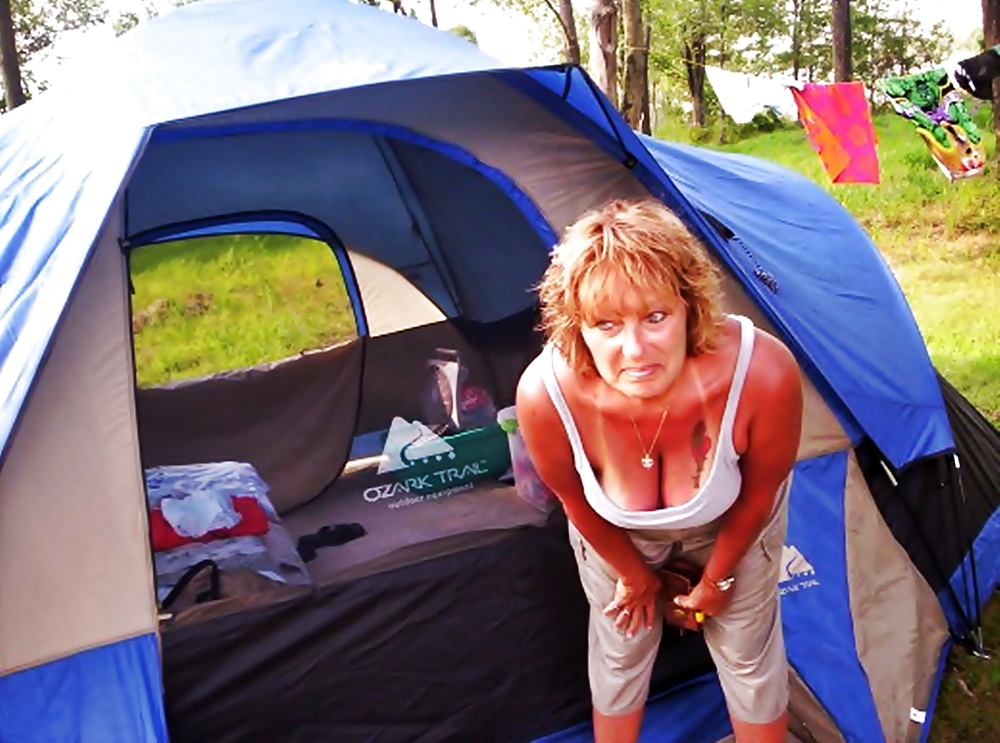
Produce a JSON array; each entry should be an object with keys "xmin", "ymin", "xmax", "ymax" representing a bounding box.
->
[
  {"xmin": 778, "ymin": 545, "xmax": 820, "ymax": 595},
  {"xmin": 377, "ymin": 416, "xmax": 456, "ymax": 474}
]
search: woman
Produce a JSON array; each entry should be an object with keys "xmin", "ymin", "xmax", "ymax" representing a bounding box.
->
[{"xmin": 516, "ymin": 199, "xmax": 803, "ymax": 743}]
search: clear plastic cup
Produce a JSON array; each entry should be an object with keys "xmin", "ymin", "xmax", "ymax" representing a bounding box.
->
[{"xmin": 497, "ymin": 406, "xmax": 557, "ymax": 513}]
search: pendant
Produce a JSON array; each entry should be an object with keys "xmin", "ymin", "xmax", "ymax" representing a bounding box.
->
[{"xmin": 641, "ymin": 455, "xmax": 654, "ymax": 470}]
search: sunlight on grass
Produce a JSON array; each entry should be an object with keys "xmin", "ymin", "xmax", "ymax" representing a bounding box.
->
[
  {"xmin": 131, "ymin": 234, "xmax": 356, "ymax": 388},
  {"xmin": 891, "ymin": 234, "xmax": 1000, "ymax": 422}
]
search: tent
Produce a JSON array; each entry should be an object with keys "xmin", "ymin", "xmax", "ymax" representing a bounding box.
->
[{"xmin": 1, "ymin": 1, "xmax": 999, "ymax": 740}]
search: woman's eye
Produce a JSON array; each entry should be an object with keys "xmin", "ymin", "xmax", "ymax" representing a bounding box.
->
[
  {"xmin": 595, "ymin": 320, "xmax": 617, "ymax": 331},
  {"xmin": 646, "ymin": 311, "xmax": 667, "ymax": 323}
]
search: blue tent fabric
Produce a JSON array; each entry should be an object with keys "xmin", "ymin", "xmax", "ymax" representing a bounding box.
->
[
  {"xmin": 0, "ymin": 0, "xmax": 510, "ymax": 464},
  {"xmin": 781, "ymin": 453, "xmax": 885, "ymax": 742},
  {"xmin": 533, "ymin": 672, "xmax": 733, "ymax": 743},
  {"xmin": 0, "ymin": 1, "xmax": 974, "ymax": 740},
  {"xmin": 919, "ymin": 641, "xmax": 952, "ymax": 743},
  {"xmin": 638, "ymin": 137, "xmax": 953, "ymax": 470},
  {"xmin": 0, "ymin": 634, "xmax": 168, "ymax": 743},
  {"xmin": 944, "ymin": 508, "xmax": 1000, "ymax": 632},
  {"xmin": 0, "ymin": 0, "xmax": 952, "ymax": 469}
]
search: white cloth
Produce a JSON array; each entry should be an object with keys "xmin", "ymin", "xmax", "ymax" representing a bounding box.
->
[
  {"xmin": 161, "ymin": 490, "xmax": 241, "ymax": 538},
  {"xmin": 705, "ymin": 66, "xmax": 799, "ymax": 124}
]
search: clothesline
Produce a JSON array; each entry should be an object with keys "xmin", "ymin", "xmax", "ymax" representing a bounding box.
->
[{"xmin": 637, "ymin": 46, "xmax": 997, "ymax": 185}]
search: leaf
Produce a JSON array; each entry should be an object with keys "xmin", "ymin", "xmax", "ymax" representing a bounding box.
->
[{"xmin": 957, "ymin": 675, "xmax": 977, "ymax": 700}]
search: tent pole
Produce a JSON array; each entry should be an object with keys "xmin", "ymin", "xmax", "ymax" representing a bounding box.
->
[{"xmin": 950, "ymin": 452, "xmax": 991, "ymax": 658}]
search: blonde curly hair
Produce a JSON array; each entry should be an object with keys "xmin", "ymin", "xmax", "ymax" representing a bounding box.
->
[{"xmin": 538, "ymin": 199, "xmax": 724, "ymax": 374}]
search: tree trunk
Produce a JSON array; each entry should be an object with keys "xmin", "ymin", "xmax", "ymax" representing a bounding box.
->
[
  {"xmin": 717, "ymin": 3, "xmax": 729, "ymax": 143},
  {"xmin": 684, "ymin": 35, "xmax": 707, "ymax": 128},
  {"xmin": 429, "ymin": 0, "xmax": 438, "ymax": 27},
  {"xmin": 639, "ymin": 23, "xmax": 651, "ymax": 134},
  {"xmin": 831, "ymin": 0, "xmax": 852, "ymax": 82},
  {"xmin": 558, "ymin": 0, "xmax": 581, "ymax": 65},
  {"xmin": 0, "ymin": 0, "xmax": 25, "ymax": 110},
  {"xmin": 620, "ymin": 0, "xmax": 644, "ymax": 126},
  {"xmin": 791, "ymin": 0, "xmax": 802, "ymax": 80},
  {"xmin": 983, "ymin": 0, "xmax": 1000, "ymax": 141},
  {"xmin": 589, "ymin": 0, "xmax": 618, "ymax": 105}
]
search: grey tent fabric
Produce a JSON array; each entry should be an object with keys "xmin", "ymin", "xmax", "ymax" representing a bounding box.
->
[
  {"xmin": 386, "ymin": 139, "xmax": 550, "ymax": 321},
  {"xmin": 0, "ymin": 202, "xmax": 157, "ymax": 675},
  {"xmin": 137, "ymin": 340, "xmax": 363, "ymax": 514},
  {"xmin": 128, "ymin": 129, "xmax": 460, "ymax": 316}
]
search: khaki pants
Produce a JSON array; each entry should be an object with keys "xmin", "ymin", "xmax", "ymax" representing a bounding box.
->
[{"xmin": 567, "ymin": 479, "xmax": 791, "ymax": 724}]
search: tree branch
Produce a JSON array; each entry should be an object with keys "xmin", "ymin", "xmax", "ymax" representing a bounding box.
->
[{"xmin": 540, "ymin": 0, "xmax": 573, "ymax": 51}]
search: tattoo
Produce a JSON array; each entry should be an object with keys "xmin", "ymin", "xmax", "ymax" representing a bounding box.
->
[{"xmin": 691, "ymin": 421, "xmax": 711, "ymax": 488}]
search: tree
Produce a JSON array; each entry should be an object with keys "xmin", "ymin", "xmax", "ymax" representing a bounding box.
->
[
  {"xmin": 684, "ymin": 31, "xmax": 707, "ymax": 127},
  {"xmin": 779, "ymin": 0, "xmax": 829, "ymax": 80},
  {"xmin": 620, "ymin": 0, "xmax": 645, "ymax": 126},
  {"xmin": 0, "ymin": 0, "xmax": 24, "ymax": 109},
  {"xmin": 648, "ymin": 0, "xmax": 786, "ymax": 129},
  {"xmin": 849, "ymin": 0, "xmax": 952, "ymax": 99},
  {"xmin": 476, "ymin": 0, "xmax": 580, "ymax": 65},
  {"xmin": 0, "ymin": 0, "xmax": 107, "ymax": 110},
  {"xmin": 984, "ymin": 0, "xmax": 1000, "ymax": 139},
  {"xmin": 647, "ymin": 0, "xmax": 711, "ymax": 128},
  {"xmin": 358, "ymin": 0, "xmax": 413, "ymax": 17},
  {"xmin": 449, "ymin": 24, "xmax": 478, "ymax": 44},
  {"xmin": 556, "ymin": 0, "xmax": 580, "ymax": 64},
  {"xmin": 589, "ymin": 0, "xmax": 617, "ymax": 103},
  {"xmin": 639, "ymin": 21, "xmax": 652, "ymax": 133},
  {"xmin": 113, "ymin": 1, "xmax": 158, "ymax": 36},
  {"xmin": 831, "ymin": 0, "xmax": 851, "ymax": 81}
]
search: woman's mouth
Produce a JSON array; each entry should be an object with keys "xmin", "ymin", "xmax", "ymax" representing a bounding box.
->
[{"xmin": 621, "ymin": 365, "xmax": 660, "ymax": 381}]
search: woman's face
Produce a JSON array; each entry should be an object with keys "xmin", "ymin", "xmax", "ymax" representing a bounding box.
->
[{"xmin": 579, "ymin": 277, "xmax": 688, "ymax": 400}]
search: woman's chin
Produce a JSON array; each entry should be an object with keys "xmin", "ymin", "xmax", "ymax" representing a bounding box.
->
[{"xmin": 615, "ymin": 377, "xmax": 669, "ymax": 399}]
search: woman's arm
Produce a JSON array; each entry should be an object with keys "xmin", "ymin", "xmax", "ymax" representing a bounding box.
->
[
  {"xmin": 676, "ymin": 333, "xmax": 803, "ymax": 615},
  {"xmin": 516, "ymin": 357, "xmax": 662, "ymax": 632}
]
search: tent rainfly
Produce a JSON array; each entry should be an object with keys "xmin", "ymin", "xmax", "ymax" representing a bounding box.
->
[{"xmin": 1, "ymin": 1, "xmax": 998, "ymax": 741}]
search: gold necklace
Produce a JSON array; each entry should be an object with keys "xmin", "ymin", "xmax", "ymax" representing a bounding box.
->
[{"xmin": 628, "ymin": 409, "xmax": 669, "ymax": 471}]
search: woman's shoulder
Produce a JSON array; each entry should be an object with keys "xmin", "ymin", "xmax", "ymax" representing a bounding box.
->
[
  {"xmin": 516, "ymin": 352, "xmax": 550, "ymax": 410},
  {"xmin": 517, "ymin": 346, "xmax": 581, "ymax": 401},
  {"xmin": 515, "ymin": 350, "xmax": 578, "ymax": 478},
  {"xmin": 743, "ymin": 323, "xmax": 802, "ymax": 407},
  {"xmin": 516, "ymin": 347, "xmax": 591, "ymax": 428}
]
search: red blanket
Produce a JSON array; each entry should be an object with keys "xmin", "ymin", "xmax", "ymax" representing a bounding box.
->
[{"xmin": 150, "ymin": 496, "xmax": 269, "ymax": 552}]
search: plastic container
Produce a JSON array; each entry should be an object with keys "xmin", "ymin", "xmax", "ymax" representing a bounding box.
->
[{"xmin": 497, "ymin": 406, "xmax": 557, "ymax": 513}]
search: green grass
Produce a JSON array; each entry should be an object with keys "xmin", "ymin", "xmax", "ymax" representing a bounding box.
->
[
  {"xmin": 131, "ymin": 233, "xmax": 356, "ymax": 388},
  {"xmin": 706, "ymin": 108, "xmax": 1000, "ymax": 237},
  {"xmin": 932, "ymin": 599, "xmax": 1000, "ymax": 743},
  {"xmin": 705, "ymin": 112, "xmax": 1000, "ymax": 741}
]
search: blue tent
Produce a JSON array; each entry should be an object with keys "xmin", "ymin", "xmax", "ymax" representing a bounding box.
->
[{"xmin": 1, "ymin": 1, "xmax": 997, "ymax": 741}]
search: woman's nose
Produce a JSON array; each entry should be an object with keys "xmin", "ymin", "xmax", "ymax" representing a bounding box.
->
[{"xmin": 621, "ymin": 326, "xmax": 644, "ymax": 359}]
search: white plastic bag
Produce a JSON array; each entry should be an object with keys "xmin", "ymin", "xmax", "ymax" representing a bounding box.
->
[
  {"xmin": 161, "ymin": 490, "xmax": 242, "ymax": 538},
  {"xmin": 497, "ymin": 406, "xmax": 557, "ymax": 513}
]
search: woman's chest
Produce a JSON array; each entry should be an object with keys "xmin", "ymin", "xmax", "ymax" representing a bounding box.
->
[{"xmin": 575, "ymin": 395, "xmax": 736, "ymax": 512}]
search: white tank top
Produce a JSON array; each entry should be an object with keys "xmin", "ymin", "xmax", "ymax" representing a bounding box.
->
[{"xmin": 540, "ymin": 315, "xmax": 755, "ymax": 532}]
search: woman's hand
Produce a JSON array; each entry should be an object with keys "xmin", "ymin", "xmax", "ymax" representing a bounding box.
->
[
  {"xmin": 673, "ymin": 578, "xmax": 735, "ymax": 619},
  {"xmin": 603, "ymin": 571, "xmax": 661, "ymax": 638}
]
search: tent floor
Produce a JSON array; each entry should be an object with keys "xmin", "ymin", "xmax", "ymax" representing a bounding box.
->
[
  {"xmin": 161, "ymin": 518, "xmax": 715, "ymax": 743},
  {"xmin": 281, "ymin": 477, "xmax": 550, "ymax": 585}
]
